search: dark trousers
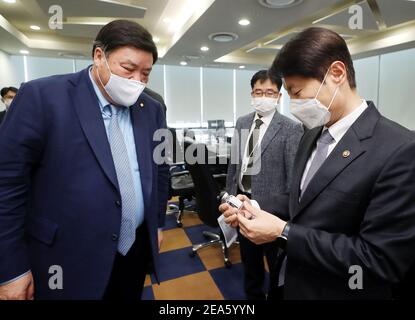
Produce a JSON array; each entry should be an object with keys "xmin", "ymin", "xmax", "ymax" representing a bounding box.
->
[
  {"xmin": 268, "ymin": 285, "xmax": 285, "ymax": 301},
  {"xmin": 103, "ymin": 223, "xmax": 152, "ymax": 301},
  {"xmin": 237, "ymin": 188, "xmax": 279, "ymax": 300},
  {"xmin": 239, "ymin": 231, "xmax": 279, "ymax": 300},
  {"xmin": 267, "ymin": 250, "xmax": 287, "ymax": 300}
]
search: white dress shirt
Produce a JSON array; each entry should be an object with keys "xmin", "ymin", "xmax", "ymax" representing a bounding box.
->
[
  {"xmin": 300, "ymin": 100, "xmax": 369, "ymax": 192},
  {"xmin": 239, "ymin": 110, "xmax": 276, "ymax": 193}
]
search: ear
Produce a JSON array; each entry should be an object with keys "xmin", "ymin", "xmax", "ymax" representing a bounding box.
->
[
  {"xmin": 93, "ymin": 47, "xmax": 104, "ymax": 66},
  {"xmin": 329, "ymin": 61, "xmax": 347, "ymax": 86}
]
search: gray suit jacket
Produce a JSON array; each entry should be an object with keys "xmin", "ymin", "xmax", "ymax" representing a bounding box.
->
[{"xmin": 226, "ymin": 111, "xmax": 303, "ymax": 214}]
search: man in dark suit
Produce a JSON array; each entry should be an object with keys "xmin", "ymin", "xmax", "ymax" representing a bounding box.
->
[
  {"xmin": 0, "ymin": 86, "xmax": 18, "ymax": 124},
  {"xmin": 0, "ymin": 20, "xmax": 169, "ymax": 300},
  {"xmin": 226, "ymin": 70, "xmax": 302, "ymax": 299},
  {"xmin": 144, "ymin": 87, "xmax": 167, "ymax": 117},
  {"xmin": 220, "ymin": 27, "xmax": 415, "ymax": 300}
]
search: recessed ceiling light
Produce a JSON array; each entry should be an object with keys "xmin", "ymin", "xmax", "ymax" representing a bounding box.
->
[
  {"xmin": 153, "ymin": 37, "xmax": 160, "ymax": 43},
  {"xmin": 30, "ymin": 25, "xmax": 41, "ymax": 31},
  {"xmin": 238, "ymin": 19, "xmax": 251, "ymax": 26},
  {"xmin": 209, "ymin": 32, "xmax": 239, "ymax": 43},
  {"xmin": 180, "ymin": 61, "xmax": 188, "ymax": 66},
  {"xmin": 3, "ymin": 0, "xmax": 17, "ymax": 3},
  {"xmin": 239, "ymin": 65, "xmax": 246, "ymax": 69},
  {"xmin": 258, "ymin": 0, "xmax": 303, "ymax": 8},
  {"xmin": 200, "ymin": 46, "xmax": 209, "ymax": 52},
  {"xmin": 20, "ymin": 50, "xmax": 29, "ymax": 55}
]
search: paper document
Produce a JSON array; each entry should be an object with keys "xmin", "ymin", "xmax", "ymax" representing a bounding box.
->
[{"xmin": 217, "ymin": 214, "xmax": 238, "ymax": 248}]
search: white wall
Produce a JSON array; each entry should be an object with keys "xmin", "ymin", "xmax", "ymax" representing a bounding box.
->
[
  {"xmin": 1, "ymin": 48, "xmax": 415, "ymax": 130},
  {"xmin": 165, "ymin": 65, "xmax": 202, "ymax": 127},
  {"xmin": 203, "ymin": 67, "xmax": 234, "ymax": 124},
  {"xmin": 354, "ymin": 56, "xmax": 380, "ymax": 106},
  {"xmin": 147, "ymin": 64, "xmax": 164, "ymax": 99},
  {"xmin": 235, "ymin": 69, "xmax": 255, "ymax": 119},
  {"xmin": 352, "ymin": 47, "xmax": 415, "ymax": 130},
  {"xmin": 378, "ymin": 48, "xmax": 415, "ymax": 130},
  {"xmin": 75, "ymin": 59, "xmax": 92, "ymax": 72}
]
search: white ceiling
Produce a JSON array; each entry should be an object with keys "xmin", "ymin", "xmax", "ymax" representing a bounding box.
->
[{"xmin": 0, "ymin": 0, "xmax": 415, "ymax": 70}]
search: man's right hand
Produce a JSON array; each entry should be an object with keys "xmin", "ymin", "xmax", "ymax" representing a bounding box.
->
[
  {"xmin": 219, "ymin": 194, "xmax": 252, "ymax": 228},
  {"xmin": 0, "ymin": 272, "xmax": 34, "ymax": 300}
]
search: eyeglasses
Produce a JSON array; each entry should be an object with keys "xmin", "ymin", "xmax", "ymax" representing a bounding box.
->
[{"xmin": 251, "ymin": 89, "xmax": 279, "ymax": 98}]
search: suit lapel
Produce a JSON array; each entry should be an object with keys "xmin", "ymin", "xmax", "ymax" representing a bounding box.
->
[
  {"xmin": 293, "ymin": 130, "xmax": 366, "ymax": 219},
  {"xmin": 70, "ymin": 68, "xmax": 119, "ymax": 192},
  {"xmin": 130, "ymin": 99, "xmax": 153, "ymax": 210},
  {"xmin": 260, "ymin": 112, "xmax": 283, "ymax": 156}
]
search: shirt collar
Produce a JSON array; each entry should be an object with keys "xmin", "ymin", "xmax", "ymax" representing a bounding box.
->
[
  {"xmin": 325, "ymin": 100, "xmax": 368, "ymax": 143},
  {"xmin": 254, "ymin": 110, "xmax": 276, "ymax": 127},
  {"xmin": 89, "ymin": 67, "xmax": 111, "ymax": 112}
]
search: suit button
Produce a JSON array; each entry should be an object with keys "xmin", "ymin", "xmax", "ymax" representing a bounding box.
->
[
  {"xmin": 112, "ymin": 234, "xmax": 119, "ymax": 241},
  {"xmin": 115, "ymin": 200, "xmax": 121, "ymax": 207}
]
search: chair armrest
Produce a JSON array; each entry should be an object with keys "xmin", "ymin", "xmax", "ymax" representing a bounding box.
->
[
  {"xmin": 212, "ymin": 173, "xmax": 227, "ymax": 179},
  {"xmin": 171, "ymin": 170, "xmax": 190, "ymax": 178},
  {"xmin": 169, "ymin": 163, "xmax": 186, "ymax": 173}
]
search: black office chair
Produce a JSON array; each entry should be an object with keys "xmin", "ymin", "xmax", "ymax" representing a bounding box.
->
[
  {"xmin": 184, "ymin": 140, "xmax": 233, "ymax": 268},
  {"xmin": 167, "ymin": 128, "xmax": 195, "ymax": 227}
]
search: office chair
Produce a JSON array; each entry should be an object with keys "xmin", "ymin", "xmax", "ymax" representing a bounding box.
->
[
  {"xmin": 183, "ymin": 140, "xmax": 233, "ymax": 268},
  {"xmin": 167, "ymin": 128, "xmax": 196, "ymax": 227}
]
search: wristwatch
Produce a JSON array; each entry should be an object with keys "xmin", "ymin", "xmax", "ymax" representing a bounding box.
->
[{"xmin": 276, "ymin": 222, "xmax": 291, "ymax": 250}]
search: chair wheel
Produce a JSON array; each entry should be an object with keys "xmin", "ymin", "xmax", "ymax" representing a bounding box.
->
[
  {"xmin": 225, "ymin": 261, "xmax": 232, "ymax": 268},
  {"xmin": 177, "ymin": 222, "xmax": 183, "ymax": 228},
  {"xmin": 189, "ymin": 251, "xmax": 196, "ymax": 257}
]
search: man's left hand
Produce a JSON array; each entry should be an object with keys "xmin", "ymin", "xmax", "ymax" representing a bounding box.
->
[{"xmin": 238, "ymin": 200, "xmax": 287, "ymax": 245}]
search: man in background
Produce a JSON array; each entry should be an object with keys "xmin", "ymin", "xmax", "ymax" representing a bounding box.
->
[
  {"xmin": 0, "ymin": 86, "xmax": 18, "ymax": 124},
  {"xmin": 144, "ymin": 87, "xmax": 167, "ymax": 117},
  {"xmin": 226, "ymin": 70, "xmax": 303, "ymax": 300}
]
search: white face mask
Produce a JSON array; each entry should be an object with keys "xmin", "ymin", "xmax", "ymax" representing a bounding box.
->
[
  {"xmin": 251, "ymin": 97, "xmax": 279, "ymax": 117},
  {"xmin": 97, "ymin": 54, "xmax": 146, "ymax": 107},
  {"xmin": 4, "ymin": 98, "xmax": 13, "ymax": 109},
  {"xmin": 290, "ymin": 68, "xmax": 339, "ymax": 129}
]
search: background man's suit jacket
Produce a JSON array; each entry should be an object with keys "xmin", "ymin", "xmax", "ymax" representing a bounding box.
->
[{"xmin": 226, "ymin": 111, "xmax": 303, "ymax": 213}]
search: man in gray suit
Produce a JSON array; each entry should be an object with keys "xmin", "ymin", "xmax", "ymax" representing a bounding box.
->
[{"xmin": 226, "ymin": 70, "xmax": 303, "ymax": 300}]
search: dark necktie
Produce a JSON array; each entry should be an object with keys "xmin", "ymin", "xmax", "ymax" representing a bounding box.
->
[
  {"xmin": 241, "ymin": 117, "xmax": 264, "ymax": 192},
  {"xmin": 300, "ymin": 129, "xmax": 334, "ymax": 198}
]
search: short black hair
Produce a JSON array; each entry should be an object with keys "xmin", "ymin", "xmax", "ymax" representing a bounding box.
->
[
  {"xmin": 271, "ymin": 27, "xmax": 356, "ymax": 88},
  {"xmin": 92, "ymin": 19, "xmax": 158, "ymax": 64},
  {"xmin": 1, "ymin": 86, "xmax": 18, "ymax": 98},
  {"xmin": 250, "ymin": 70, "xmax": 282, "ymax": 90}
]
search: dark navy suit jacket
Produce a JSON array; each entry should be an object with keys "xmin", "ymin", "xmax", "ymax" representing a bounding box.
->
[
  {"xmin": 266, "ymin": 103, "xmax": 415, "ymax": 299},
  {"xmin": 0, "ymin": 68, "xmax": 169, "ymax": 299}
]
